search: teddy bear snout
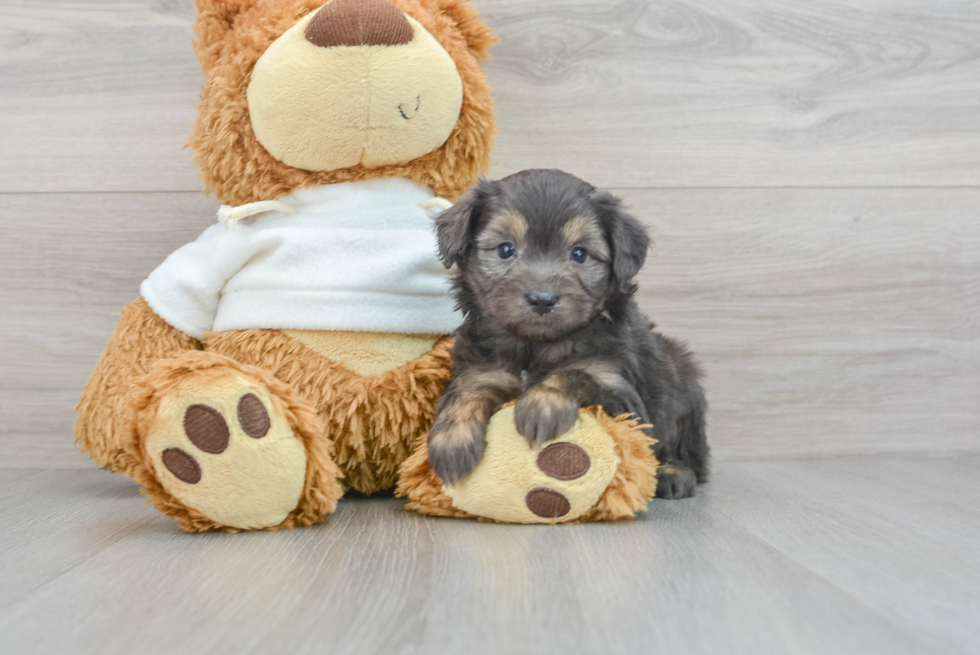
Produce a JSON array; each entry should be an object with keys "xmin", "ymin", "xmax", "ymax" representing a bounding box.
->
[{"xmin": 305, "ymin": 0, "xmax": 415, "ymax": 48}]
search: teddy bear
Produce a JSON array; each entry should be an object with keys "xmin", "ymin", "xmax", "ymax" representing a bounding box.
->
[{"xmin": 75, "ymin": 0, "xmax": 659, "ymax": 532}]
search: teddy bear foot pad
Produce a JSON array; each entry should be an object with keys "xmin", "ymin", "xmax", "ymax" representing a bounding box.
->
[
  {"xmin": 398, "ymin": 405, "xmax": 659, "ymax": 524},
  {"xmin": 132, "ymin": 352, "xmax": 342, "ymax": 532},
  {"xmin": 443, "ymin": 406, "xmax": 621, "ymax": 523}
]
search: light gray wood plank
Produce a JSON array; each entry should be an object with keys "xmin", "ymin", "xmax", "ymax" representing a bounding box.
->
[
  {"xmin": 701, "ymin": 456, "xmax": 980, "ymax": 654},
  {"xmin": 2, "ymin": 0, "xmax": 979, "ymax": 192},
  {"xmin": 0, "ymin": 469, "xmax": 157, "ymax": 611},
  {"xmin": 0, "ymin": 0, "xmax": 202, "ymax": 193},
  {"xmin": 622, "ymin": 187, "xmax": 980, "ymax": 460},
  {"xmin": 806, "ymin": 455, "xmax": 980, "ymax": 513},
  {"xmin": 2, "ymin": 188, "xmax": 978, "ymax": 467},
  {"xmin": 6, "ymin": 459, "xmax": 970, "ymax": 655},
  {"xmin": 486, "ymin": 0, "xmax": 980, "ymax": 187},
  {"xmin": 0, "ymin": 192, "xmax": 220, "ymax": 468}
]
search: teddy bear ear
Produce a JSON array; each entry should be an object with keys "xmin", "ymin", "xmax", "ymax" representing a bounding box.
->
[
  {"xmin": 437, "ymin": 0, "xmax": 498, "ymax": 63},
  {"xmin": 193, "ymin": 0, "xmax": 258, "ymax": 72}
]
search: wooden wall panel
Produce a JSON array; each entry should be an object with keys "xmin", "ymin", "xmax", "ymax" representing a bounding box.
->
[{"xmin": 1, "ymin": 0, "xmax": 978, "ymax": 192}]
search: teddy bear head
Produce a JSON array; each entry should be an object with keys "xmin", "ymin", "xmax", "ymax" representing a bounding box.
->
[{"xmin": 190, "ymin": 0, "xmax": 497, "ymax": 205}]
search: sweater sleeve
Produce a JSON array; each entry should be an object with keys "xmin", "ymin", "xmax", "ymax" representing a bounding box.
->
[{"xmin": 139, "ymin": 223, "xmax": 262, "ymax": 339}]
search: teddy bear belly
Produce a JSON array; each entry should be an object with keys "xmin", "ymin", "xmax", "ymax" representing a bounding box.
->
[
  {"xmin": 205, "ymin": 328, "xmax": 453, "ymax": 494},
  {"xmin": 282, "ymin": 330, "xmax": 440, "ymax": 376}
]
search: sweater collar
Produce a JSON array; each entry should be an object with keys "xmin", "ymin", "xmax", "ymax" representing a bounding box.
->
[{"xmin": 217, "ymin": 177, "xmax": 447, "ymax": 228}]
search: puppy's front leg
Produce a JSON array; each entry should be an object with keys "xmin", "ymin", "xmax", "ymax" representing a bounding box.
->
[
  {"xmin": 513, "ymin": 377, "xmax": 581, "ymax": 446},
  {"xmin": 427, "ymin": 367, "xmax": 520, "ymax": 484},
  {"xmin": 515, "ymin": 362, "xmax": 644, "ymax": 446}
]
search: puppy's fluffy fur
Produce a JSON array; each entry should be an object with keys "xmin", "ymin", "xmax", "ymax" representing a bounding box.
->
[{"xmin": 428, "ymin": 169, "xmax": 709, "ymax": 499}]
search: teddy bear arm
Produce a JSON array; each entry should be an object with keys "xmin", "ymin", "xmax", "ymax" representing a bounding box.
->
[{"xmin": 75, "ymin": 297, "xmax": 201, "ymax": 474}]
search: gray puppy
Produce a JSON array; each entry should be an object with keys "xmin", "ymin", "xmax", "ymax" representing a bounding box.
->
[{"xmin": 428, "ymin": 169, "xmax": 709, "ymax": 499}]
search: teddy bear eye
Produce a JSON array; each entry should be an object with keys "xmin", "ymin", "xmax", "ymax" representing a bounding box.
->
[
  {"xmin": 571, "ymin": 246, "xmax": 588, "ymax": 263},
  {"xmin": 498, "ymin": 243, "xmax": 516, "ymax": 259}
]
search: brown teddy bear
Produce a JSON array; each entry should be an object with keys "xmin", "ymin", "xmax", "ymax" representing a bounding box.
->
[{"xmin": 76, "ymin": 0, "xmax": 658, "ymax": 532}]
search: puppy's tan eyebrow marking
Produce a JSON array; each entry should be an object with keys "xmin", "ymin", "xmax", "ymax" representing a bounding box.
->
[
  {"xmin": 494, "ymin": 210, "xmax": 528, "ymax": 240},
  {"xmin": 561, "ymin": 215, "xmax": 595, "ymax": 243}
]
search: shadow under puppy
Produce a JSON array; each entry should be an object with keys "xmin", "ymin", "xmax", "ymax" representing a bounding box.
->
[{"xmin": 429, "ymin": 168, "xmax": 709, "ymax": 499}]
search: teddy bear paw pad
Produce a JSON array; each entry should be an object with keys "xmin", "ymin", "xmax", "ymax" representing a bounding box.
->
[
  {"xmin": 144, "ymin": 383, "xmax": 307, "ymax": 530},
  {"xmin": 443, "ymin": 405, "xmax": 621, "ymax": 524}
]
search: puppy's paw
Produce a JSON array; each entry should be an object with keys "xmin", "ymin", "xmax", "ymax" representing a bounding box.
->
[
  {"xmin": 427, "ymin": 417, "xmax": 488, "ymax": 485},
  {"xmin": 655, "ymin": 462, "xmax": 697, "ymax": 499},
  {"xmin": 514, "ymin": 386, "xmax": 580, "ymax": 446}
]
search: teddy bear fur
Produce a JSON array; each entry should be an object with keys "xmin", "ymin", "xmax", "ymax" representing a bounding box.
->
[
  {"xmin": 75, "ymin": 0, "xmax": 499, "ymax": 531},
  {"xmin": 190, "ymin": 0, "xmax": 497, "ymax": 206}
]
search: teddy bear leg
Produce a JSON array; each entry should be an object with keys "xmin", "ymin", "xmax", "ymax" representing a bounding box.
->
[
  {"xmin": 397, "ymin": 405, "xmax": 659, "ymax": 524},
  {"xmin": 130, "ymin": 351, "xmax": 343, "ymax": 532},
  {"xmin": 75, "ymin": 297, "xmax": 201, "ymax": 474}
]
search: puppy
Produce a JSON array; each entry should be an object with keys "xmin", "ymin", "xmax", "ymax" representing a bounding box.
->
[{"xmin": 428, "ymin": 169, "xmax": 709, "ymax": 499}]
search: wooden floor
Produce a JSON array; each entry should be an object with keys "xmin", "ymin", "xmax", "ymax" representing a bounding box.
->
[{"xmin": 1, "ymin": 455, "xmax": 977, "ymax": 655}]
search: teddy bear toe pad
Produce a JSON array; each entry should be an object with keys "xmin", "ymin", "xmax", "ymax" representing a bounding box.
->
[
  {"xmin": 145, "ymin": 381, "xmax": 307, "ymax": 530},
  {"xmin": 159, "ymin": 393, "xmax": 270, "ymax": 482},
  {"xmin": 536, "ymin": 442, "xmax": 591, "ymax": 480},
  {"xmin": 443, "ymin": 405, "xmax": 620, "ymax": 524}
]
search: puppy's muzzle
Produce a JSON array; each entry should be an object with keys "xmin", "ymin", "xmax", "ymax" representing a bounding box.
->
[{"xmin": 525, "ymin": 291, "xmax": 559, "ymax": 315}]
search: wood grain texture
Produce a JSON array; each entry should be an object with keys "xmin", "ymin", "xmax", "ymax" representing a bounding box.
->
[
  {"xmin": 710, "ymin": 457, "xmax": 980, "ymax": 653},
  {"xmin": 1, "ymin": 0, "xmax": 979, "ymax": 192},
  {"xmin": 1, "ymin": 456, "xmax": 977, "ymax": 654},
  {"xmin": 0, "ymin": 0, "xmax": 202, "ymax": 193},
  {"xmin": 2, "ymin": 188, "xmax": 978, "ymax": 467},
  {"xmin": 0, "ymin": 469, "xmax": 157, "ymax": 612},
  {"xmin": 485, "ymin": 0, "xmax": 980, "ymax": 187},
  {"xmin": 0, "ymin": 192, "xmax": 220, "ymax": 468},
  {"xmin": 623, "ymin": 187, "xmax": 980, "ymax": 460}
]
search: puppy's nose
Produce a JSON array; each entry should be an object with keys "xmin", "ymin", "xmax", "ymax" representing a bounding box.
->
[
  {"xmin": 305, "ymin": 0, "xmax": 414, "ymax": 48},
  {"xmin": 526, "ymin": 292, "xmax": 559, "ymax": 315}
]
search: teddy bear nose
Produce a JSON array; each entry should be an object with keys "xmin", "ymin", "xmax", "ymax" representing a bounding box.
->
[{"xmin": 305, "ymin": 0, "xmax": 415, "ymax": 48}]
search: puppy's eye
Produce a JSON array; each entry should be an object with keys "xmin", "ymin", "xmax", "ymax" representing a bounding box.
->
[
  {"xmin": 498, "ymin": 243, "xmax": 516, "ymax": 259},
  {"xmin": 571, "ymin": 246, "xmax": 588, "ymax": 263}
]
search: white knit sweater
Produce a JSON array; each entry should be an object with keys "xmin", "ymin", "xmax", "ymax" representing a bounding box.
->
[{"xmin": 141, "ymin": 178, "xmax": 460, "ymax": 339}]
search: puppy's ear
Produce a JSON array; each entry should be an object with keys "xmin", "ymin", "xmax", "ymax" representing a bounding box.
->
[
  {"xmin": 592, "ymin": 191, "xmax": 650, "ymax": 291},
  {"xmin": 435, "ymin": 179, "xmax": 493, "ymax": 268}
]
